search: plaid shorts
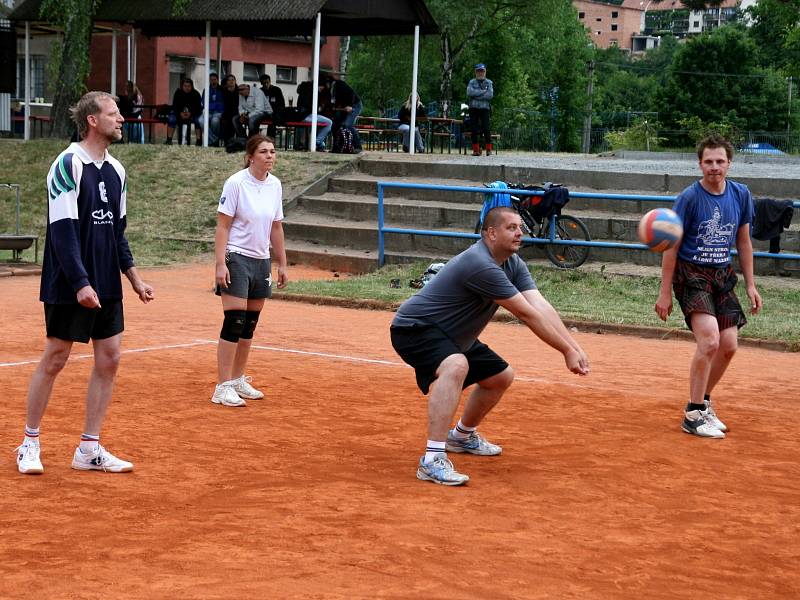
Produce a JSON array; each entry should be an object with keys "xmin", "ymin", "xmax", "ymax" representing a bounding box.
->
[{"xmin": 673, "ymin": 259, "xmax": 746, "ymax": 331}]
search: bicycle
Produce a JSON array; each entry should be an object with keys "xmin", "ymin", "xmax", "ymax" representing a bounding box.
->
[{"xmin": 475, "ymin": 182, "xmax": 591, "ymax": 269}]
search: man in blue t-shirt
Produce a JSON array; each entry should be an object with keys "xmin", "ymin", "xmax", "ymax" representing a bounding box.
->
[
  {"xmin": 390, "ymin": 206, "xmax": 590, "ymax": 486},
  {"xmin": 655, "ymin": 134, "xmax": 763, "ymax": 439},
  {"xmin": 14, "ymin": 92, "xmax": 155, "ymax": 476}
]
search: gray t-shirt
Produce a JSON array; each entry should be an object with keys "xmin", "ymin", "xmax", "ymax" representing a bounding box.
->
[{"xmin": 392, "ymin": 240, "xmax": 537, "ymax": 351}]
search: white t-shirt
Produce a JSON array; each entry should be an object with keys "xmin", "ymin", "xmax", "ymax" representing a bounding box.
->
[{"xmin": 217, "ymin": 169, "xmax": 283, "ymax": 259}]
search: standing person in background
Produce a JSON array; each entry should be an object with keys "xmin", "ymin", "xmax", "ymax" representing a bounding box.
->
[
  {"xmin": 212, "ymin": 134, "xmax": 288, "ymax": 407},
  {"xmin": 655, "ymin": 134, "xmax": 762, "ymax": 439},
  {"xmin": 15, "ymin": 91, "xmax": 155, "ymax": 475},
  {"xmin": 203, "ymin": 73, "xmax": 226, "ymax": 147},
  {"xmin": 260, "ymin": 74, "xmax": 285, "ymax": 139},
  {"xmin": 467, "ymin": 63, "xmax": 494, "ymax": 156},
  {"xmin": 398, "ymin": 93, "xmax": 426, "ymax": 153},
  {"xmin": 165, "ymin": 78, "xmax": 204, "ymax": 146},
  {"xmin": 122, "ymin": 80, "xmax": 144, "ymax": 144}
]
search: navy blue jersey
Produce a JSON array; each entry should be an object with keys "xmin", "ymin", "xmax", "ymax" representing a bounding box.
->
[
  {"xmin": 40, "ymin": 143, "xmax": 135, "ymax": 304},
  {"xmin": 672, "ymin": 180, "xmax": 754, "ymax": 267}
]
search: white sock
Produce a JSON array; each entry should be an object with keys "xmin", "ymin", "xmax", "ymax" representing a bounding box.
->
[
  {"xmin": 424, "ymin": 440, "xmax": 446, "ymax": 463},
  {"xmin": 452, "ymin": 419, "xmax": 476, "ymax": 440},
  {"xmin": 79, "ymin": 434, "xmax": 100, "ymax": 454},
  {"xmin": 24, "ymin": 425, "xmax": 40, "ymax": 446}
]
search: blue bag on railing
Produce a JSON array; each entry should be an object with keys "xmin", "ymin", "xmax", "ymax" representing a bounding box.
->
[{"xmin": 479, "ymin": 181, "xmax": 512, "ymax": 226}]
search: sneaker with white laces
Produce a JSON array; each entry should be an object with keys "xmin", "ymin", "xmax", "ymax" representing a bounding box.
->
[
  {"xmin": 682, "ymin": 410, "xmax": 725, "ymax": 439},
  {"xmin": 211, "ymin": 383, "xmax": 247, "ymax": 407},
  {"xmin": 704, "ymin": 400, "xmax": 728, "ymax": 432},
  {"xmin": 71, "ymin": 445, "xmax": 133, "ymax": 472},
  {"xmin": 445, "ymin": 429, "xmax": 503, "ymax": 455},
  {"xmin": 16, "ymin": 442, "xmax": 43, "ymax": 474},
  {"xmin": 416, "ymin": 453, "xmax": 469, "ymax": 486},
  {"xmin": 233, "ymin": 375, "xmax": 264, "ymax": 400}
]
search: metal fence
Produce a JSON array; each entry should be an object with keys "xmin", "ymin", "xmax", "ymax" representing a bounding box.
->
[{"xmin": 375, "ymin": 181, "xmax": 800, "ymax": 267}]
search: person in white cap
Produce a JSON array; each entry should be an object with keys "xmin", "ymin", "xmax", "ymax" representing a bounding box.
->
[{"xmin": 466, "ymin": 63, "xmax": 494, "ymax": 156}]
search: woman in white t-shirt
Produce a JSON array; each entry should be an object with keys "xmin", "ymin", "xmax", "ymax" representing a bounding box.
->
[{"xmin": 211, "ymin": 134, "xmax": 288, "ymax": 407}]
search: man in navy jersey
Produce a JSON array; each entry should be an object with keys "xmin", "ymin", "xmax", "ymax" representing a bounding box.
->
[
  {"xmin": 15, "ymin": 91, "xmax": 155, "ymax": 475},
  {"xmin": 655, "ymin": 134, "xmax": 762, "ymax": 439}
]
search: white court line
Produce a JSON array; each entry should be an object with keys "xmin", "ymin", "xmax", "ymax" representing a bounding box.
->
[
  {"xmin": 0, "ymin": 340, "xmax": 215, "ymax": 368},
  {"xmin": 1, "ymin": 337, "xmax": 593, "ymax": 392}
]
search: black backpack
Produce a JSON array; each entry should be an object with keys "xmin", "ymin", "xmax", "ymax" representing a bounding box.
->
[
  {"xmin": 225, "ymin": 137, "xmax": 247, "ymax": 153},
  {"xmin": 332, "ymin": 126, "xmax": 358, "ymax": 154}
]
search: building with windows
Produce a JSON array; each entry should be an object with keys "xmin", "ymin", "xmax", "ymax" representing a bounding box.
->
[
  {"xmin": 86, "ymin": 33, "xmax": 340, "ymax": 115},
  {"xmin": 574, "ymin": 0, "xmax": 757, "ymax": 53},
  {"xmin": 574, "ymin": 0, "xmax": 645, "ymax": 50}
]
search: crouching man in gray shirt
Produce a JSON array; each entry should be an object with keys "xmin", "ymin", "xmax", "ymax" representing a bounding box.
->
[{"xmin": 390, "ymin": 207, "xmax": 590, "ymax": 486}]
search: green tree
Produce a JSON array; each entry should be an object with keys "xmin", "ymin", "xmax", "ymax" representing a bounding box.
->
[
  {"xmin": 41, "ymin": 0, "xmax": 189, "ymax": 138},
  {"xmin": 41, "ymin": 0, "xmax": 100, "ymax": 138},
  {"xmin": 657, "ymin": 26, "xmax": 789, "ymax": 131}
]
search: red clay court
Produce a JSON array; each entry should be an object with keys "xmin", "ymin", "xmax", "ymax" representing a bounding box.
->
[{"xmin": 1, "ymin": 261, "xmax": 798, "ymax": 599}]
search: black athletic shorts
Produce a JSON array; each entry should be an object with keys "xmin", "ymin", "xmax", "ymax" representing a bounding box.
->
[
  {"xmin": 390, "ymin": 323, "xmax": 509, "ymax": 395},
  {"xmin": 44, "ymin": 299, "xmax": 124, "ymax": 343},
  {"xmin": 673, "ymin": 259, "xmax": 746, "ymax": 331},
  {"xmin": 215, "ymin": 251, "xmax": 272, "ymax": 299}
]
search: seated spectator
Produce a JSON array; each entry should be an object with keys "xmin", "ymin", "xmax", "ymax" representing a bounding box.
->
[
  {"xmin": 203, "ymin": 72, "xmax": 226, "ymax": 146},
  {"xmin": 322, "ymin": 74, "xmax": 363, "ymax": 130},
  {"xmin": 398, "ymin": 93, "xmax": 426, "ymax": 153},
  {"xmin": 220, "ymin": 75, "xmax": 240, "ymax": 144},
  {"xmin": 234, "ymin": 83, "xmax": 271, "ymax": 139},
  {"xmin": 165, "ymin": 78, "xmax": 204, "ymax": 146},
  {"xmin": 260, "ymin": 74, "xmax": 285, "ymax": 139},
  {"xmin": 296, "ymin": 78, "xmax": 333, "ymax": 151},
  {"xmin": 321, "ymin": 73, "xmax": 362, "ymax": 151}
]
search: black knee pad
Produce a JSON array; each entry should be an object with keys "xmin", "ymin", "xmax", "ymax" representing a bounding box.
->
[
  {"xmin": 220, "ymin": 310, "xmax": 247, "ymax": 343},
  {"xmin": 240, "ymin": 310, "xmax": 260, "ymax": 340}
]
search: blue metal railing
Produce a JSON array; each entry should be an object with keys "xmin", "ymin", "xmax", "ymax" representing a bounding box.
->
[{"xmin": 376, "ymin": 181, "xmax": 800, "ymax": 267}]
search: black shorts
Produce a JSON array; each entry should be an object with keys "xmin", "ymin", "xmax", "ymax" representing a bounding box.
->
[
  {"xmin": 673, "ymin": 259, "xmax": 746, "ymax": 331},
  {"xmin": 216, "ymin": 251, "xmax": 272, "ymax": 299},
  {"xmin": 44, "ymin": 300, "xmax": 124, "ymax": 343},
  {"xmin": 390, "ymin": 323, "xmax": 509, "ymax": 395}
]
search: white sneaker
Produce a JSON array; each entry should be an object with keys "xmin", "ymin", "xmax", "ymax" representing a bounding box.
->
[
  {"xmin": 682, "ymin": 410, "xmax": 725, "ymax": 439},
  {"xmin": 704, "ymin": 400, "xmax": 728, "ymax": 432},
  {"xmin": 211, "ymin": 382, "xmax": 247, "ymax": 407},
  {"xmin": 71, "ymin": 445, "xmax": 133, "ymax": 472},
  {"xmin": 233, "ymin": 375, "xmax": 264, "ymax": 399},
  {"xmin": 16, "ymin": 441, "xmax": 43, "ymax": 474}
]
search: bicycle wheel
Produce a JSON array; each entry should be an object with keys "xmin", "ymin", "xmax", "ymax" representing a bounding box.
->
[{"xmin": 544, "ymin": 214, "xmax": 591, "ymax": 269}]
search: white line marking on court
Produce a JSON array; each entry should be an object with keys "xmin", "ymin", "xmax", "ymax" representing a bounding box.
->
[
  {"xmin": 1, "ymin": 337, "xmax": 594, "ymax": 392},
  {"xmin": 0, "ymin": 340, "xmax": 215, "ymax": 368}
]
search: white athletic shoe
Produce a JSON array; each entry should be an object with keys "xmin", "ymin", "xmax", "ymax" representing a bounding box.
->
[
  {"xmin": 704, "ymin": 400, "xmax": 728, "ymax": 432},
  {"xmin": 233, "ymin": 375, "xmax": 264, "ymax": 399},
  {"xmin": 211, "ymin": 382, "xmax": 247, "ymax": 407},
  {"xmin": 71, "ymin": 445, "xmax": 133, "ymax": 472},
  {"xmin": 682, "ymin": 410, "xmax": 725, "ymax": 439},
  {"xmin": 16, "ymin": 441, "xmax": 43, "ymax": 474}
]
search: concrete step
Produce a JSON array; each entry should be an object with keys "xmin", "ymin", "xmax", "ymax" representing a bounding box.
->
[
  {"xmin": 292, "ymin": 191, "xmax": 800, "ymax": 253},
  {"xmin": 326, "ymin": 172, "xmax": 681, "ymax": 213}
]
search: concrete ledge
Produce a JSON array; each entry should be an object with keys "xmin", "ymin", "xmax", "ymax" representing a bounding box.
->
[{"xmin": 274, "ymin": 292, "xmax": 798, "ymax": 352}]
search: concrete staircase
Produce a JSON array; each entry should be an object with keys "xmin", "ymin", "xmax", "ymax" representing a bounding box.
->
[{"xmin": 283, "ymin": 156, "xmax": 800, "ymax": 275}]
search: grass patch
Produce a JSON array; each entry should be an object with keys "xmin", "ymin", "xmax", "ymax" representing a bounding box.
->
[
  {"xmin": 279, "ymin": 262, "xmax": 800, "ymax": 348},
  {"xmin": 0, "ymin": 139, "xmax": 355, "ymax": 265}
]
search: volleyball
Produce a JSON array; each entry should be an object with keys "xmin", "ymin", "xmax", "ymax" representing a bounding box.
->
[{"xmin": 637, "ymin": 208, "xmax": 683, "ymax": 252}]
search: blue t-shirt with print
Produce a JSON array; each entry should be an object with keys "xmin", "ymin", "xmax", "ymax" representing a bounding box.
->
[{"xmin": 673, "ymin": 180, "xmax": 754, "ymax": 267}]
